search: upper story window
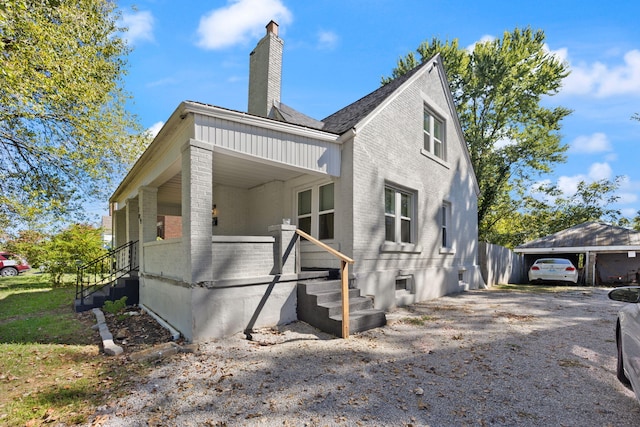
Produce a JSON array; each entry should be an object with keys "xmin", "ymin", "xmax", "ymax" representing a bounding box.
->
[
  {"xmin": 424, "ymin": 107, "xmax": 446, "ymax": 161},
  {"xmin": 297, "ymin": 182, "xmax": 334, "ymax": 240},
  {"xmin": 385, "ymin": 186, "xmax": 414, "ymax": 243}
]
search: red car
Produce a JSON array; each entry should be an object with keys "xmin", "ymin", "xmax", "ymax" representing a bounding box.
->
[{"xmin": 0, "ymin": 252, "xmax": 31, "ymax": 276}]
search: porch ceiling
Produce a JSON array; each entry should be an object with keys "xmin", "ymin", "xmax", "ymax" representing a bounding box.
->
[{"xmin": 157, "ymin": 152, "xmax": 304, "ymax": 206}]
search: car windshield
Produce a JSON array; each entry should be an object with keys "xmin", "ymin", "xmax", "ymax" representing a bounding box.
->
[{"xmin": 535, "ymin": 259, "xmax": 571, "ymax": 265}]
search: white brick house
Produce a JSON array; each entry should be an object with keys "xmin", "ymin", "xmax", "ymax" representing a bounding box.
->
[{"xmin": 109, "ymin": 21, "xmax": 484, "ymax": 341}]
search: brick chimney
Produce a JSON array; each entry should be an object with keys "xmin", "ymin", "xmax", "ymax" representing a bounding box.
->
[{"xmin": 248, "ymin": 21, "xmax": 283, "ymax": 118}]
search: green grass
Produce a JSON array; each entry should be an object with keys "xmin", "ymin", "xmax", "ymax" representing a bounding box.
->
[{"xmin": 0, "ymin": 273, "xmax": 142, "ymax": 426}]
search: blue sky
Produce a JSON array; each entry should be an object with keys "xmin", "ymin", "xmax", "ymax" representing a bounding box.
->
[{"xmin": 117, "ymin": 0, "xmax": 640, "ymax": 220}]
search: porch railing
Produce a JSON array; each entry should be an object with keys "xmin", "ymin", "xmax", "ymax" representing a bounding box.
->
[
  {"xmin": 75, "ymin": 240, "xmax": 139, "ymax": 303},
  {"xmin": 295, "ymin": 229, "xmax": 355, "ymax": 338}
]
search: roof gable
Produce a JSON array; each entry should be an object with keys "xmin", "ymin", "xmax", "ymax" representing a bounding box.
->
[{"xmin": 320, "ymin": 59, "xmax": 430, "ymax": 134}]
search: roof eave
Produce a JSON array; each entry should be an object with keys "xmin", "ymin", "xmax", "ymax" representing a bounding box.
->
[{"xmin": 514, "ymin": 245, "xmax": 640, "ymax": 253}]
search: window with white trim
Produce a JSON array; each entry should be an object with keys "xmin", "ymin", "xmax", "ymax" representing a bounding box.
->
[
  {"xmin": 424, "ymin": 107, "xmax": 446, "ymax": 160},
  {"xmin": 441, "ymin": 201, "xmax": 451, "ymax": 249},
  {"xmin": 385, "ymin": 186, "xmax": 414, "ymax": 243},
  {"xmin": 297, "ymin": 182, "xmax": 334, "ymax": 240}
]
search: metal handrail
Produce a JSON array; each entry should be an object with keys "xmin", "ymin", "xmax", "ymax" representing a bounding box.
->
[
  {"xmin": 75, "ymin": 240, "xmax": 139, "ymax": 304},
  {"xmin": 295, "ymin": 229, "xmax": 354, "ymax": 338}
]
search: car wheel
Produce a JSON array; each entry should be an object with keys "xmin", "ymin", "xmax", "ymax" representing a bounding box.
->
[
  {"xmin": 0, "ymin": 267, "xmax": 18, "ymax": 277},
  {"xmin": 617, "ymin": 324, "xmax": 631, "ymax": 386}
]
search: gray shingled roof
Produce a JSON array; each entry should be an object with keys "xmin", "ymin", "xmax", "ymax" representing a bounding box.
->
[
  {"xmin": 320, "ymin": 60, "xmax": 431, "ymax": 134},
  {"xmin": 516, "ymin": 222, "xmax": 640, "ymax": 249},
  {"xmin": 270, "ymin": 57, "xmax": 433, "ymax": 134},
  {"xmin": 272, "ymin": 102, "xmax": 326, "ymax": 130}
]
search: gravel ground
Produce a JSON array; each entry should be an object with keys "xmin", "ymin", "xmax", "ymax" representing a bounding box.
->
[{"xmin": 89, "ymin": 287, "xmax": 640, "ymax": 426}]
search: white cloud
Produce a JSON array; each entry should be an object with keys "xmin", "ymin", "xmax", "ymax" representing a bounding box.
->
[
  {"xmin": 196, "ymin": 0, "xmax": 293, "ymax": 50},
  {"xmin": 618, "ymin": 192, "xmax": 639, "ymax": 204},
  {"xmin": 146, "ymin": 121, "xmax": 164, "ymax": 138},
  {"xmin": 466, "ymin": 35, "xmax": 495, "ymax": 52},
  {"xmin": 317, "ymin": 30, "xmax": 338, "ymax": 50},
  {"xmin": 494, "ymin": 137, "xmax": 515, "ymax": 149},
  {"xmin": 122, "ymin": 11, "xmax": 154, "ymax": 45},
  {"xmin": 557, "ymin": 175, "xmax": 584, "ymax": 195},
  {"xmin": 543, "ymin": 43, "xmax": 568, "ymax": 64},
  {"xmin": 555, "ymin": 162, "xmax": 612, "ymax": 196},
  {"xmin": 588, "ymin": 162, "xmax": 612, "ymax": 181},
  {"xmin": 570, "ymin": 132, "xmax": 612, "ymax": 153},
  {"xmin": 561, "ymin": 49, "xmax": 640, "ymax": 97}
]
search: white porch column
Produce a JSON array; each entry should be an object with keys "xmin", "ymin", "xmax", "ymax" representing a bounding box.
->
[
  {"xmin": 125, "ymin": 197, "xmax": 140, "ymax": 272},
  {"xmin": 139, "ymin": 186, "xmax": 158, "ymax": 274},
  {"xmin": 139, "ymin": 186, "xmax": 158, "ymax": 244},
  {"xmin": 182, "ymin": 139, "xmax": 214, "ymax": 284},
  {"xmin": 269, "ymin": 224, "xmax": 298, "ymax": 275},
  {"xmin": 125, "ymin": 197, "xmax": 139, "ymax": 244},
  {"xmin": 113, "ymin": 208, "xmax": 127, "ymax": 248}
]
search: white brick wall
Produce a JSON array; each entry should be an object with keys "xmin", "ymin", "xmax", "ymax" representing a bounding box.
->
[
  {"xmin": 210, "ymin": 237, "xmax": 275, "ymax": 279},
  {"xmin": 248, "ymin": 30, "xmax": 283, "ymax": 117},
  {"xmin": 346, "ymin": 63, "xmax": 482, "ymax": 307},
  {"xmin": 182, "ymin": 140, "xmax": 213, "ymax": 283},
  {"xmin": 144, "ymin": 239, "xmax": 184, "ymax": 279}
]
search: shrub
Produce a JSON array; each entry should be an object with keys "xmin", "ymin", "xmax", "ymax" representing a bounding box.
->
[{"xmin": 103, "ymin": 296, "xmax": 128, "ymax": 315}]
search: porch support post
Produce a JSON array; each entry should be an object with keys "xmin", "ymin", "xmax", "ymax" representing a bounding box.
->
[
  {"xmin": 182, "ymin": 139, "xmax": 214, "ymax": 284},
  {"xmin": 138, "ymin": 186, "xmax": 158, "ymax": 274},
  {"xmin": 113, "ymin": 209, "xmax": 126, "ymax": 249},
  {"xmin": 268, "ymin": 224, "xmax": 297, "ymax": 275},
  {"xmin": 139, "ymin": 186, "xmax": 158, "ymax": 244},
  {"xmin": 125, "ymin": 197, "xmax": 140, "ymax": 268}
]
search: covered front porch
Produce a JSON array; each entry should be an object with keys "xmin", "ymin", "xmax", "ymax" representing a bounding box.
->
[{"xmin": 109, "ymin": 102, "xmax": 346, "ymax": 340}]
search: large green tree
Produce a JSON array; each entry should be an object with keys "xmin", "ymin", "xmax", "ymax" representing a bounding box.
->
[
  {"xmin": 489, "ymin": 178, "xmax": 622, "ymax": 247},
  {"xmin": 383, "ymin": 28, "xmax": 571, "ymax": 242},
  {"xmin": 0, "ymin": 0, "xmax": 145, "ymax": 232}
]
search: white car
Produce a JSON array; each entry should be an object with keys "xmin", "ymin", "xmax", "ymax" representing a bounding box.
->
[
  {"xmin": 528, "ymin": 258, "xmax": 579, "ymax": 284},
  {"xmin": 608, "ymin": 286, "xmax": 640, "ymax": 401}
]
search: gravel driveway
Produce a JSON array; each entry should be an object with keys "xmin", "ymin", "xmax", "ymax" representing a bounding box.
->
[{"xmin": 91, "ymin": 287, "xmax": 640, "ymax": 426}]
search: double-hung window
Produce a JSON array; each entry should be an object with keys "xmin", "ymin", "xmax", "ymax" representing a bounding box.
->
[
  {"xmin": 385, "ymin": 186, "xmax": 413, "ymax": 243},
  {"xmin": 441, "ymin": 201, "xmax": 454, "ymax": 253},
  {"xmin": 297, "ymin": 182, "xmax": 334, "ymax": 240},
  {"xmin": 424, "ymin": 108, "xmax": 446, "ymax": 160}
]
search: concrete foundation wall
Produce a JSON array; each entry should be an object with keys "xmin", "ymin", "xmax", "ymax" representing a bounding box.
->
[
  {"xmin": 141, "ymin": 275, "xmax": 297, "ymax": 342},
  {"xmin": 139, "ymin": 275, "xmax": 193, "ymax": 340},
  {"xmin": 356, "ymin": 261, "xmax": 483, "ymax": 309},
  {"xmin": 191, "ymin": 280, "xmax": 297, "ymax": 340}
]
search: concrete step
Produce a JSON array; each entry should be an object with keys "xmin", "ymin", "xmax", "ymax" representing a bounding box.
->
[
  {"xmin": 332, "ymin": 308, "xmax": 387, "ymax": 334},
  {"xmin": 297, "ymin": 278, "xmax": 386, "ymax": 337},
  {"xmin": 316, "ymin": 296, "xmax": 374, "ymax": 318},
  {"xmin": 74, "ymin": 276, "xmax": 139, "ymax": 312},
  {"xmin": 298, "ymin": 279, "xmax": 342, "ymax": 294}
]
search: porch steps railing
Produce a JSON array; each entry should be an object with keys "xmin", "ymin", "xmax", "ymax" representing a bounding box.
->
[
  {"xmin": 294, "ymin": 229, "xmax": 386, "ymax": 337},
  {"xmin": 74, "ymin": 241, "xmax": 139, "ymax": 312}
]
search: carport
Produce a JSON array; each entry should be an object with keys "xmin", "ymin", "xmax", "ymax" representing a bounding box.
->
[{"xmin": 514, "ymin": 221, "xmax": 640, "ymax": 285}]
